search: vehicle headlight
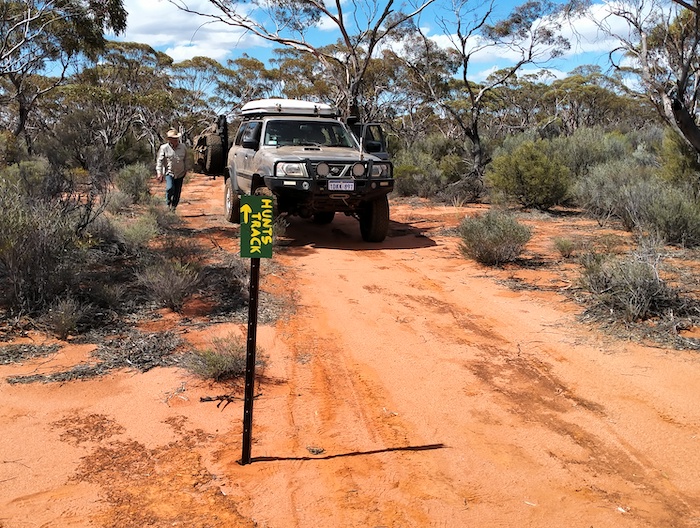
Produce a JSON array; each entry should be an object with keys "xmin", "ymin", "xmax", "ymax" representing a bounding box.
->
[
  {"xmin": 276, "ymin": 162, "xmax": 304, "ymax": 177},
  {"xmin": 371, "ymin": 163, "xmax": 387, "ymax": 177}
]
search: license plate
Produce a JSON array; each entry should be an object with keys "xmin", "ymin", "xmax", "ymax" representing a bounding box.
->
[{"xmin": 328, "ymin": 181, "xmax": 354, "ymax": 191}]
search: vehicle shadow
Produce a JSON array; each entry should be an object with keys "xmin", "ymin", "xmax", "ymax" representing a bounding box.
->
[
  {"xmin": 249, "ymin": 443, "xmax": 447, "ymax": 463},
  {"xmin": 278, "ymin": 214, "xmax": 438, "ymax": 252}
]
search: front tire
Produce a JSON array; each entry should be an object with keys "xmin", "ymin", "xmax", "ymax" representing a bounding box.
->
[
  {"xmin": 224, "ymin": 178, "xmax": 240, "ymax": 223},
  {"xmin": 359, "ymin": 195, "xmax": 390, "ymax": 242}
]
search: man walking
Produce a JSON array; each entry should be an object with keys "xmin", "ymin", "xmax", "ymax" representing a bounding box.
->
[{"xmin": 156, "ymin": 129, "xmax": 188, "ymax": 211}]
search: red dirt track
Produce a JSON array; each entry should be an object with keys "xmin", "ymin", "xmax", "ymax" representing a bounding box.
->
[{"xmin": 1, "ymin": 174, "xmax": 699, "ymax": 527}]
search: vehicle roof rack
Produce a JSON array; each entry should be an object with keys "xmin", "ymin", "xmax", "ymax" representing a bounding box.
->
[{"xmin": 240, "ymin": 98, "xmax": 340, "ymax": 118}]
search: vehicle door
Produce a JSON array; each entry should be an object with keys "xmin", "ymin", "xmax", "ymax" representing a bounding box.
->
[
  {"xmin": 232, "ymin": 120, "xmax": 262, "ymax": 194},
  {"xmin": 350, "ymin": 122, "xmax": 390, "ymax": 160}
]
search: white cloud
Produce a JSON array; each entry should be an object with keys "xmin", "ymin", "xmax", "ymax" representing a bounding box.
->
[
  {"xmin": 115, "ymin": 0, "xmax": 268, "ymax": 62},
  {"xmin": 113, "ymin": 0, "xmax": 636, "ymax": 73},
  {"xmin": 317, "ymin": 13, "xmax": 339, "ymax": 32}
]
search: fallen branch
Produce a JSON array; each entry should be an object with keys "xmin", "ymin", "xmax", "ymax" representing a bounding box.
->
[{"xmin": 200, "ymin": 393, "xmax": 261, "ymax": 409}]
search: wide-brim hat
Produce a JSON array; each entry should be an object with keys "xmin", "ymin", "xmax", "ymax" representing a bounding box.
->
[{"xmin": 166, "ymin": 129, "xmax": 181, "ymax": 139}]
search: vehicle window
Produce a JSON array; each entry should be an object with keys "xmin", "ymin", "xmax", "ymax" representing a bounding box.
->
[
  {"xmin": 264, "ymin": 122, "xmax": 295, "ymax": 146},
  {"xmin": 263, "ymin": 120, "xmax": 354, "ymax": 147},
  {"xmin": 242, "ymin": 122, "xmax": 261, "ymax": 144},
  {"xmin": 234, "ymin": 123, "xmax": 247, "ymax": 146}
]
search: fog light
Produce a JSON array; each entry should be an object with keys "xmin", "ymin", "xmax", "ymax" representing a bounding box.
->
[
  {"xmin": 352, "ymin": 163, "xmax": 365, "ymax": 177},
  {"xmin": 302, "ymin": 181, "xmax": 310, "ymax": 190},
  {"xmin": 316, "ymin": 162, "xmax": 330, "ymax": 176}
]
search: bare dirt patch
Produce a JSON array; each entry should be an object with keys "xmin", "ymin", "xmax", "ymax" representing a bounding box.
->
[{"xmin": 1, "ymin": 175, "xmax": 700, "ymax": 527}]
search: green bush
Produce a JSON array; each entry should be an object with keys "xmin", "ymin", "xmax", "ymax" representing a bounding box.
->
[
  {"xmin": 574, "ymin": 161, "xmax": 700, "ymax": 246},
  {"xmin": 572, "ymin": 158, "xmax": 655, "ymax": 228},
  {"xmin": 136, "ymin": 259, "xmax": 199, "ymax": 312},
  {"xmin": 44, "ymin": 297, "xmax": 87, "ymax": 340},
  {"xmin": 115, "ymin": 163, "xmax": 151, "ymax": 204},
  {"xmin": 549, "ymin": 127, "xmax": 631, "ymax": 179},
  {"xmin": 105, "ymin": 189, "xmax": 134, "ymax": 214},
  {"xmin": 487, "ymin": 139, "xmax": 571, "ymax": 210},
  {"xmin": 458, "ymin": 209, "xmax": 532, "ymax": 265},
  {"xmin": 392, "ymin": 135, "xmax": 469, "ymax": 198},
  {"xmin": 659, "ymin": 128, "xmax": 700, "ymax": 194},
  {"xmin": 579, "ymin": 251, "xmax": 684, "ymax": 322},
  {"xmin": 553, "ymin": 237, "xmax": 577, "ymax": 258},
  {"xmin": 393, "ymin": 158, "xmax": 444, "ymax": 198},
  {"xmin": 0, "ymin": 130, "xmax": 20, "ymax": 166},
  {"xmin": 0, "ymin": 180, "xmax": 80, "ymax": 311},
  {"xmin": 119, "ymin": 213, "xmax": 160, "ymax": 252},
  {"xmin": 184, "ymin": 333, "xmax": 263, "ymax": 382},
  {"xmin": 644, "ymin": 185, "xmax": 700, "ymax": 247},
  {"xmin": 0, "ymin": 158, "xmax": 53, "ymax": 199}
]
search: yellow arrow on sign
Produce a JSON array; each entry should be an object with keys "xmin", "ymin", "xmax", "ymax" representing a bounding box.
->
[{"xmin": 240, "ymin": 203, "xmax": 253, "ymax": 223}]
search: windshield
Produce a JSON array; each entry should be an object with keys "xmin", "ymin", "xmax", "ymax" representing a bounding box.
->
[{"xmin": 263, "ymin": 120, "xmax": 355, "ymax": 148}]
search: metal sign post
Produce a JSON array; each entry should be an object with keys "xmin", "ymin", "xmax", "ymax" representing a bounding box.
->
[{"xmin": 238, "ymin": 196, "xmax": 274, "ymax": 465}]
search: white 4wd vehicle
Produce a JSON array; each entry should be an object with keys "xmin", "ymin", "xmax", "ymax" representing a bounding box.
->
[{"xmin": 223, "ymin": 99, "xmax": 394, "ymax": 242}]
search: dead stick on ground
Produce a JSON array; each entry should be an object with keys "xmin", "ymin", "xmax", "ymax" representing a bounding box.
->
[{"xmin": 200, "ymin": 393, "xmax": 262, "ymax": 409}]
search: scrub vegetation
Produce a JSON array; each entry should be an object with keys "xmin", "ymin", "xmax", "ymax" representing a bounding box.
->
[{"xmin": 2, "ymin": 0, "xmax": 700, "ymax": 366}]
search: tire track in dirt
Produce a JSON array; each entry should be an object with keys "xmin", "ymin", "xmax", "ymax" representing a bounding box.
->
[{"xmin": 237, "ymin": 214, "xmax": 700, "ymax": 527}]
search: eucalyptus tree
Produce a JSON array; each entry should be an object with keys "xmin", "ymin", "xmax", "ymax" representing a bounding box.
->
[
  {"xmin": 167, "ymin": 0, "xmax": 436, "ymax": 119},
  {"xmin": 53, "ymin": 42, "xmax": 175, "ymax": 165},
  {"xmin": 0, "ymin": 0, "xmax": 127, "ymax": 150},
  {"xmin": 590, "ymin": 0, "xmax": 700, "ymax": 155},
  {"xmin": 484, "ymin": 72, "xmax": 552, "ymax": 139},
  {"xmin": 544, "ymin": 69, "xmax": 634, "ymax": 133},
  {"xmin": 269, "ymin": 44, "xmax": 399, "ymax": 122},
  {"xmin": 170, "ymin": 56, "xmax": 229, "ymax": 130},
  {"xmin": 269, "ymin": 47, "xmax": 335, "ymax": 102},
  {"xmin": 220, "ymin": 54, "xmax": 280, "ymax": 108},
  {"xmin": 391, "ymin": 0, "xmax": 572, "ymax": 199}
]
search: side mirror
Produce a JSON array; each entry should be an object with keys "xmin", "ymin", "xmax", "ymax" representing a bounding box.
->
[
  {"xmin": 242, "ymin": 139, "xmax": 259, "ymax": 150},
  {"xmin": 364, "ymin": 140, "xmax": 382, "ymax": 153}
]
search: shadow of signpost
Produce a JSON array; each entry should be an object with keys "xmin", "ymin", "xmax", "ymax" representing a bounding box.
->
[{"xmin": 250, "ymin": 443, "xmax": 447, "ymax": 463}]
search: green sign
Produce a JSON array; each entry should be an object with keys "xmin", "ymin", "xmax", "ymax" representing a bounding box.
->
[{"xmin": 240, "ymin": 196, "xmax": 274, "ymax": 259}]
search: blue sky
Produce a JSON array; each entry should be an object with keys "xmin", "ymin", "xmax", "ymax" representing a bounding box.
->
[{"xmin": 115, "ymin": 0, "xmax": 629, "ymax": 82}]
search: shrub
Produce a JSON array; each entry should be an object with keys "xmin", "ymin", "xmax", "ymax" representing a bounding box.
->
[
  {"xmin": 0, "ymin": 181, "xmax": 80, "ymax": 311},
  {"xmin": 160, "ymin": 237, "xmax": 205, "ymax": 263},
  {"xmin": 0, "ymin": 130, "xmax": 20, "ymax": 166},
  {"xmin": 659, "ymin": 128, "xmax": 700, "ymax": 194},
  {"xmin": 487, "ymin": 139, "xmax": 571, "ymax": 210},
  {"xmin": 44, "ymin": 297, "xmax": 86, "ymax": 340},
  {"xmin": 115, "ymin": 163, "xmax": 151, "ymax": 204},
  {"xmin": 184, "ymin": 333, "xmax": 264, "ymax": 382},
  {"xmin": 574, "ymin": 160, "xmax": 700, "ymax": 246},
  {"xmin": 136, "ymin": 259, "xmax": 199, "ymax": 311},
  {"xmin": 572, "ymin": 158, "xmax": 655, "ymax": 228},
  {"xmin": 0, "ymin": 157, "xmax": 53, "ymax": 199},
  {"xmin": 119, "ymin": 213, "xmax": 160, "ymax": 253},
  {"xmin": 105, "ymin": 189, "xmax": 133, "ymax": 214},
  {"xmin": 273, "ymin": 215, "xmax": 289, "ymax": 246},
  {"xmin": 392, "ymin": 136, "xmax": 469, "ymax": 199},
  {"xmin": 393, "ymin": 160, "xmax": 444, "ymax": 198},
  {"xmin": 549, "ymin": 127, "xmax": 632, "ymax": 179},
  {"xmin": 147, "ymin": 203, "xmax": 181, "ymax": 231},
  {"xmin": 553, "ymin": 237, "xmax": 577, "ymax": 258},
  {"xmin": 458, "ymin": 209, "xmax": 532, "ymax": 265},
  {"xmin": 644, "ymin": 185, "xmax": 700, "ymax": 247},
  {"xmin": 579, "ymin": 251, "xmax": 685, "ymax": 322}
]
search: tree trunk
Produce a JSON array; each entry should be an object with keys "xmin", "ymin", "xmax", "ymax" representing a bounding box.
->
[{"xmin": 667, "ymin": 94, "xmax": 700, "ymax": 155}]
